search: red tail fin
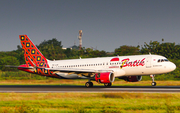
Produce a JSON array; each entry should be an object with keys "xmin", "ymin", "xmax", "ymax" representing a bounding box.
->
[{"xmin": 19, "ymin": 35, "xmax": 49, "ymax": 68}]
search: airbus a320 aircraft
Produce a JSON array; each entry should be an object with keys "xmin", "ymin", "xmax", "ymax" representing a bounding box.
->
[{"xmin": 7, "ymin": 35, "xmax": 176, "ymax": 87}]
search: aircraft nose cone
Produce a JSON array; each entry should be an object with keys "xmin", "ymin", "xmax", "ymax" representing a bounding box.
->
[{"xmin": 170, "ymin": 63, "xmax": 176, "ymax": 71}]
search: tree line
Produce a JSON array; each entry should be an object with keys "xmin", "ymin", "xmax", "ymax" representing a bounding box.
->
[{"xmin": 0, "ymin": 38, "xmax": 180, "ymax": 71}]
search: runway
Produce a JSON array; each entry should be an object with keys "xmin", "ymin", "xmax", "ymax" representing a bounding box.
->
[{"xmin": 0, "ymin": 85, "xmax": 180, "ymax": 93}]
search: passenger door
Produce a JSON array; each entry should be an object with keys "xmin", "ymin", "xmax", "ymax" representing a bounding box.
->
[{"xmin": 146, "ymin": 56, "xmax": 152, "ymax": 68}]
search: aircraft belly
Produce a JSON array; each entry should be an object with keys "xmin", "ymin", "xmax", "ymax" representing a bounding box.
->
[{"xmin": 56, "ymin": 73, "xmax": 88, "ymax": 79}]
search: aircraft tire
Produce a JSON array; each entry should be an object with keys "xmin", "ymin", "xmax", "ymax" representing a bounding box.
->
[
  {"xmin": 151, "ymin": 82, "xmax": 156, "ymax": 86},
  {"xmin": 104, "ymin": 83, "xmax": 112, "ymax": 87},
  {"xmin": 89, "ymin": 82, "xmax": 93, "ymax": 87},
  {"xmin": 85, "ymin": 82, "xmax": 93, "ymax": 88}
]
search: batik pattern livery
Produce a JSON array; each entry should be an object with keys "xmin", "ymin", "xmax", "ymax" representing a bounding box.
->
[
  {"xmin": 19, "ymin": 35, "xmax": 49, "ymax": 68},
  {"xmin": 19, "ymin": 35, "xmax": 59, "ymax": 77}
]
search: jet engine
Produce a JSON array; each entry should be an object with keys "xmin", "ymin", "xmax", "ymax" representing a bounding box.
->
[
  {"xmin": 95, "ymin": 72, "xmax": 115, "ymax": 83},
  {"xmin": 119, "ymin": 76, "xmax": 142, "ymax": 82}
]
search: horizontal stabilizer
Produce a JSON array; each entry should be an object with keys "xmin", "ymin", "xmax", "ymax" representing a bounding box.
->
[{"xmin": 5, "ymin": 65, "xmax": 34, "ymax": 69}]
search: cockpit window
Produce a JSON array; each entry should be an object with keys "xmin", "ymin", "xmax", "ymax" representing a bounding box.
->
[{"xmin": 157, "ymin": 59, "xmax": 169, "ymax": 63}]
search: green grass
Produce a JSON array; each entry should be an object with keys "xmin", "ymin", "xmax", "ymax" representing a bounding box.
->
[{"xmin": 0, "ymin": 93, "xmax": 180, "ymax": 113}]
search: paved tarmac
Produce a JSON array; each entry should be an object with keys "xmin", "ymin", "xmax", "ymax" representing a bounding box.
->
[{"xmin": 0, "ymin": 85, "xmax": 180, "ymax": 93}]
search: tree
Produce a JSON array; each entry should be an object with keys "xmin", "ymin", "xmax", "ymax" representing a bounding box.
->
[
  {"xmin": 141, "ymin": 41, "xmax": 160, "ymax": 54},
  {"xmin": 37, "ymin": 38, "xmax": 65, "ymax": 60},
  {"xmin": 64, "ymin": 48, "xmax": 72, "ymax": 58},
  {"xmin": 114, "ymin": 45, "xmax": 140, "ymax": 56},
  {"xmin": 0, "ymin": 56, "xmax": 20, "ymax": 71},
  {"xmin": 141, "ymin": 41, "xmax": 180, "ymax": 59},
  {"xmin": 15, "ymin": 45, "xmax": 25, "ymax": 64}
]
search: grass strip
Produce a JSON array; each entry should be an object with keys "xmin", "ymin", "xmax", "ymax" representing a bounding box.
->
[{"xmin": 0, "ymin": 92, "xmax": 180, "ymax": 113}]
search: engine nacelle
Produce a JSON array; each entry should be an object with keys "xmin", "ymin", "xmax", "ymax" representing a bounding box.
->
[
  {"xmin": 95, "ymin": 72, "xmax": 115, "ymax": 83},
  {"xmin": 120, "ymin": 76, "xmax": 142, "ymax": 82}
]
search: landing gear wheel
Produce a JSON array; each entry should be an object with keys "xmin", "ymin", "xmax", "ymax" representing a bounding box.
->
[
  {"xmin": 150, "ymin": 75, "xmax": 156, "ymax": 86},
  {"xmin": 89, "ymin": 82, "xmax": 93, "ymax": 87},
  {"xmin": 104, "ymin": 83, "xmax": 112, "ymax": 87},
  {"xmin": 151, "ymin": 82, "xmax": 156, "ymax": 86},
  {"xmin": 85, "ymin": 82, "xmax": 93, "ymax": 88}
]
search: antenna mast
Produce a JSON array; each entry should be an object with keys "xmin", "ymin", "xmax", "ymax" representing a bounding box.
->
[{"xmin": 78, "ymin": 30, "xmax": 83, "ymax": 50}]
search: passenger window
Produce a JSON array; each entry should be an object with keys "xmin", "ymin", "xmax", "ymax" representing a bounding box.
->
[{"xmin": 158, "ymin": 59, "xmax": 160, "ymax": 62}]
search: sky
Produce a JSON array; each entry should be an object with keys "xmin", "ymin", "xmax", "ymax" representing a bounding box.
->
[{"xmin": 0, "ymin": 0, "xmax": 180, "ymax": 52}]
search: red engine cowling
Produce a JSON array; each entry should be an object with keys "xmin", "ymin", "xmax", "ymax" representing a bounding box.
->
[
  {"xmin": 95, "ymin": 72, "xmax": 115, "ymax": 83},
  {"xmin": 122, "ymin": 76, "xmax": 142, "ymax": 82}
]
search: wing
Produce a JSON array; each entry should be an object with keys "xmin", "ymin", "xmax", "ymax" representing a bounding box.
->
[
  {"xmin": 46, "ymin": 67, "xmax": 113, "ymax": 73},
  {"xmin": 6, "ymin": 65, "xmax": 113, "ymax": 76},
  {"xmin": 45, "ymin": 67, "xmax": 114, "ymax": 77}
]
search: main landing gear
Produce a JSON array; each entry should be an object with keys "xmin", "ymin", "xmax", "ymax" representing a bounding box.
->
[
  {"xmin": 85, "ymin": 80, "xmax": 112, "ymax": 88},
  {"xmin": 85, "ymin": 79, "xmax": 93, "ymax": 88},
  {"xmin": 150, "ymin": 75, "xmax": 156, "ymax": 86},
  {"xmin": 104, "ymin": 83, "xmax": 112, "ymax": 87}
]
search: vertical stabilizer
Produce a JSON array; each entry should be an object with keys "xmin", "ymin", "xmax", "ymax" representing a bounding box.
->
[{"xmin": 19, "ymin": 35, "xmax": 49, "ymax": 68}]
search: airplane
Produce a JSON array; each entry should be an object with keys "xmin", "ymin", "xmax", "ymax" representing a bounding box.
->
[{"xmin": 6, "ymin": 35, "xmax": 176, "ymax": 87}]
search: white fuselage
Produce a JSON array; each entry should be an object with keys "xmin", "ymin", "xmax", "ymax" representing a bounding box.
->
[{"xmin": 47, "ymin": 54, "xmax": 176, "ymax": 79}]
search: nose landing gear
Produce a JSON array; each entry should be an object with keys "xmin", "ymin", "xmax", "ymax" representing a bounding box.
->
[{"xmin": 150, "ymin": 75, "xmax": 156, "ymax": 86}]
